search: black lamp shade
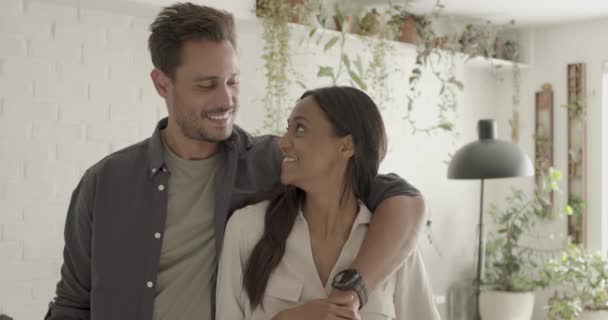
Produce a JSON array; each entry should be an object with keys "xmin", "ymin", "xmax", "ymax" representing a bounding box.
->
[{"xmin": 447, "ymin": 119, "xmax": 534, "ymax": 180}]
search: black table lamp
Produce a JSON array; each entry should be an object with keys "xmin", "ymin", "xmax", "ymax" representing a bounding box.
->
[{"xmin": 447, "ymin": 119, "xmax": 534, "ymax": 320}]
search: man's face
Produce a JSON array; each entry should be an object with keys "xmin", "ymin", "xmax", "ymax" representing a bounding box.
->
[{"xmin": 161, "ymin": 40, "xmax": 240, "ymax": 143}]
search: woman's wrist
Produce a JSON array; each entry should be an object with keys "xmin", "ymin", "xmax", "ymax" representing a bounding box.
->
[{"xmin": 271, "ymin": 310, "xmax": 285, "ymax": 320}]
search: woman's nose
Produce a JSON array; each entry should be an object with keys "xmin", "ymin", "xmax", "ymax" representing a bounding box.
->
[{"xmin": 278, "ymin": 132, "xmax": 291, "ymax": 153}]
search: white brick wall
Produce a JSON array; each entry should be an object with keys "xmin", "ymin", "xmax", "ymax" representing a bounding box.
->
[
  {"xmin": 0, "ymin": 0, "xmax": 162, "ymax": 318},
  {"xmin": 0, "ymin": 1, "xmax": 528, "ymax": 320}
]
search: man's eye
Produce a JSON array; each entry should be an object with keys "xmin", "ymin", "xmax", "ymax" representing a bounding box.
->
[{"xmin": 197, "ymin": 82, "xmax": 214, "ymax": 89}]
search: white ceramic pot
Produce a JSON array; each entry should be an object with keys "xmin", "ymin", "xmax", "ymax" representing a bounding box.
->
[
  {"xmin": 580, "ymin": 310, "xmax": 608, "ymax": 320},
  {"xmin": 479, "ymin": 290, "xmax": 535, "ymax": 320}
]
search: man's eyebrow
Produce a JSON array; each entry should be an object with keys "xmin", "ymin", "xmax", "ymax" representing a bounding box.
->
[
  {"xmin": 193, "ymin": 72, "xmax": 240, "ymax": 82},
  {"xmin": 193, "ymin": 76, "xmax": 217, "ymax": 82}
]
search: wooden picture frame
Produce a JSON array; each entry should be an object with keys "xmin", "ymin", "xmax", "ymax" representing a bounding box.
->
[
  {"xmin": 566, "ymin": 63, "xmax": 587, "ymax": 246},
  {"xmin": 534, "ymin": 83, "xmax": 554, "ymax": 208}
]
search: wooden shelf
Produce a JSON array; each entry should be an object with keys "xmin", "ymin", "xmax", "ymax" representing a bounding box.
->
[
  {"xmin": 287, "ymin": 21, "xmax": 532, "ymax": 69},
  {"xmin": 464, "ymin": 56, "xmax": 530, "ymax": 69}
]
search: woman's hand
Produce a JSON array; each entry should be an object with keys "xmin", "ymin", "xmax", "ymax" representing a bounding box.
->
[
  {"xmin": 328, "ymin": 289, "xmax": 360, "ymax": 311},
  {"xmin": 272, "ymin": 298, "xmax": 360, "ymax": 320}
]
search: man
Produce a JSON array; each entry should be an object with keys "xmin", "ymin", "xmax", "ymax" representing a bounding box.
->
[{"xmin": 45, "ymin": 3, "xmax": 426, "ymax": 320}]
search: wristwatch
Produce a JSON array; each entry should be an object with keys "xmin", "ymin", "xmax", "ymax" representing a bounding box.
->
[{"xmin": 331, "ymin": 269, "xmax": 368, "ymax": 309}]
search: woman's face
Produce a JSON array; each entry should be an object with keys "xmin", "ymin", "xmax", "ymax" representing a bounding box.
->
[{"xmin": 278, "ymin": 96, "xmax": 352, "ymax": 191}]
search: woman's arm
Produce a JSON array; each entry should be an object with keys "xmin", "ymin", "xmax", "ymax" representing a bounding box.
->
[{"xmin": 216, "ymin": 213, "xmax": 247, "ymax": 320}]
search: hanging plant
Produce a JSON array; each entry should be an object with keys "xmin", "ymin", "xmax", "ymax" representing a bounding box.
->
[
  {"xmin": 312, "ymin": 5, "xmax": 368, "ymax": 91},
  {"xmin": 359, "ymin": 7, "xmax": 396, "ymax": 107},
  {"xmin": 387, "ymin": 1, "xmax": 462, "ymax": 134},
  {"xmin": 468, "ymin": 21, "xmax": 521, "ymax": 143},
  {"xmin": 256, "ymin": 0, "xmax": 319, "ymax": 134},
  {"xmin": 258, "ymin": 0, "xmax": 524, "ymax": 140},
  {"xmin": 256, "ymin": 0, "xmax": 293, "ymax": 134},
  {"xmin": 459, "ymin": 20, "xmax": 523, "ymax": 142},
  {"xmin": 502, "ymin": 33, "xmax": 522, "ymax": 143}
]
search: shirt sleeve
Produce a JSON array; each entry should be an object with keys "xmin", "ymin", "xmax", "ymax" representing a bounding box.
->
[
  {"xmin": 365, "ymin": 173, "xmax": 421, "ymax": 212},
  {"xmin": 216, "ymin": 210, "xmax": 248, "ymax": 320},
  {"xmin": 45, "ymin": 169, "xmax": 95, "ymax": 320},
  {"xmin": 393, "ymin": 249, "xmax": 441, "ymax": 320}
]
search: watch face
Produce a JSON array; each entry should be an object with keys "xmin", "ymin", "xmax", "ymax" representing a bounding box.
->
[{"xmin": 336, "ymin": 270, "xmax": 359, "ymax": 287}]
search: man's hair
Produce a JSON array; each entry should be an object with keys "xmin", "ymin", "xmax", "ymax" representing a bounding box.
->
[{"xmin": 148, "ymin": 2, "xmax": 236, "ymax": 79}]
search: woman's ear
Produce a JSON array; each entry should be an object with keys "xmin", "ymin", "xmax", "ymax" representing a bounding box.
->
[{"xmin": 340, "ymin": 135, "xmax": 355, "ymax": 158}]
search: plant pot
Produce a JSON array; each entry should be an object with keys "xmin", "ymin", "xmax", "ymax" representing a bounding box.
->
[
  {"xmin": 333, "ymin": 15, "xmax": 355, "ymax": 33},
  {"xmin": 479, "ymin": 290, "xmax": 534, "ymax": 320},
  {"xmin": 358, "ymin": 9, "xmax": 381, "ymax": 36},
  {"xmin": 255, "ymin": 0, "xmax": 309, "ymax": 24},
  {"xmin": 580, "ymin": 310, "xmax": 608, "ymax": 320},
  {"xmin": 288, "ymin": 0, "xmax": 314, "ymax": 24},
  {"xmin": 396, "ymin": 17, "xmax": 421, "ymax": 45}
]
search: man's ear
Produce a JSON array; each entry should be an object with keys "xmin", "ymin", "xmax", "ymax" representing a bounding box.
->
[
  {"xmin": 151, "ymin": 68, "xmax": 171, "ymax": 98},
  {"xmin": 340, "ymin": 135, "xmax": 355, "ymax": 158}
]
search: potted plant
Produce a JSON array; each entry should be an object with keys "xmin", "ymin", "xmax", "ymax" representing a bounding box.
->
[
  {"xmin": 331, "ymin": 5, "xmax": 355, "ymax": 33},
  {"xmin": 358, "ymin": 8, "xmax": 382, "ymax": 36},
  {"xmin": 481, "ymin": 168, "xmax": 566, "ymax": 320},
  {"xmin": 386, "ymin": 5, "xmax": 431, "ymax": 45},
  {"xmin": 541, "ymin": 245, "xmax": 608, "ymax": 320}
]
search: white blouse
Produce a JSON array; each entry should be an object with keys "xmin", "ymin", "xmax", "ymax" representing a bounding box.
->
[{"xmin": 216, "ymin": 200, "xmax": 441, "ymax": 320}]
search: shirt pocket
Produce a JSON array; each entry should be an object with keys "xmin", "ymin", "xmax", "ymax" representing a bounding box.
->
[
  {"xmin": 250, "ymin": 274, "xmax": 304, "ymax": 320},
  {"xmin": 360, "ymin": 295, "xmax": 396, "ymax": 320},
  {"xmin": 265, "ymin": 273, "xmax": 303, "ymax": 302}
]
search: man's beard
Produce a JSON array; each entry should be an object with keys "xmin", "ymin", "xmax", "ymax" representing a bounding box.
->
[{"xmin": 175, "ymin": 107, "xmax": 235, "ymax": 143}]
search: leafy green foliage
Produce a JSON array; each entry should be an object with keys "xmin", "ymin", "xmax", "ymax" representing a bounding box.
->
[
  {"xmin": 483, "ymin": 168, "xmax": 565, "ymax": 292},
  {"xmin": 541, "ymin": 245, "xmax": 608, "ymax": 319}
]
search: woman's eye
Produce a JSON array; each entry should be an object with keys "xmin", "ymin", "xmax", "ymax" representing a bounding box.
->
[{"xmin": 296, "ymin": 125, "xmax": 305, "ymax": 133}]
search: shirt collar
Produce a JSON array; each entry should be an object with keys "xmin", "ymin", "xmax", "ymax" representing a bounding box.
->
[
  {"xmin": 353, "ymin": 201, "xmax": 372, "ymax": 226},
  {"xmin": 296, "ymin": 200, "xmax": 372, "ymax": 228},
  {"xmin": 147, "ymin": 118, "xmax": 167, "ymax": 177},
  {"xmin": 147, "ymin": 117, "xmax": 239, "ymax": 178}
]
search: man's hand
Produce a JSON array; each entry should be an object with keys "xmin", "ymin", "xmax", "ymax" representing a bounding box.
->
[{"xmin": 272, "ymin": 298, "xmax": 360, "ymax": 320}]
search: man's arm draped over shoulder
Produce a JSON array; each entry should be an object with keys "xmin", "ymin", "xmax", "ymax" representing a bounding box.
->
[{"xmin": 356, "ymin": 173, "xmax": 426, "ymax": 293}]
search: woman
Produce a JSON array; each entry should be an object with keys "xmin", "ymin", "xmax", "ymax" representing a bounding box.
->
[{"xmin": 216, "ymin": 86, "xmax": 440, "ymax": 320}]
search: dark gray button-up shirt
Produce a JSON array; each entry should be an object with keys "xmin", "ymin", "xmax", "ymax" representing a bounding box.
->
[{"xmin": 45, "ymin": 118, "xmax": 420, "ymax": 320}]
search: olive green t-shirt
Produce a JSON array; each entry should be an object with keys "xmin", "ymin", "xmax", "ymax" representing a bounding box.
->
[{"xmin": 153, "ymin": 141, "xmax": 219, "ymax": 320}]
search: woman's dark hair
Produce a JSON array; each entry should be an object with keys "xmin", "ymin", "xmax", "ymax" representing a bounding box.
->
[{"xmin": 243, "ymin": 86, "xmax": 387, "ymax": 309}]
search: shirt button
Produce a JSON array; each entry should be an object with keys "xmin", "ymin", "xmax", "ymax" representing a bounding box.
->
[
  {"xmin": 151, "ymin": 168, "xmax": 156, "ymax": 173},
  {"xmin": 158, "ymin": 184, "xmax": 165, "ymax": 191},
  {"xmin": 147, "ymin": 281, "xmax": 154, "ymax": 288},
  {"xmin": 154, "ymin": 232, "xmax": 161, "ymax": 239}
]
